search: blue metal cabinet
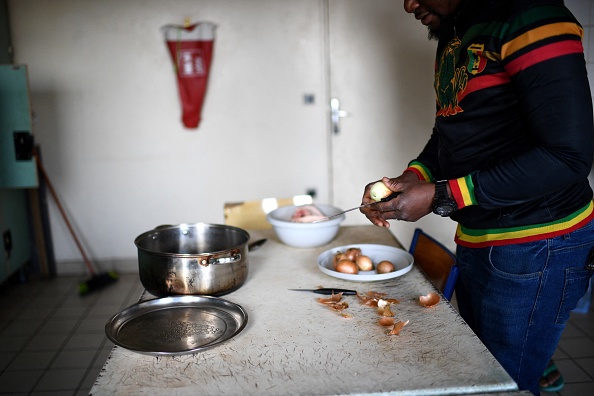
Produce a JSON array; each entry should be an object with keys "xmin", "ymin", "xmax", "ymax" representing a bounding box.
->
[
  {"xmin": 0, "ymin": 189, "xmax": 33, "ymax": 282},
  {"xmin": 1, "ymin": 64, "xmax": 37, "ymax": 283}
]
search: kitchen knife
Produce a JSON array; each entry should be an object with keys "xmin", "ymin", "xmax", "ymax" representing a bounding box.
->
[
  {"xmin": 312, "ymin": 192, "xmax": 400, "ymax": 223},
  {"xmin": 289, "ymin": 288, "xmax": 357, "ymax": 295}
]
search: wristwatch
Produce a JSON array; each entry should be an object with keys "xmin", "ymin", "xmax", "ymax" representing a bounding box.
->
[{"xmin": 432, "ymin": 180, "xmax": 458, "ymax": 217}]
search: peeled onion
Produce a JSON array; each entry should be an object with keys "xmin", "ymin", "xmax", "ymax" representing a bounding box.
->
[
  {"xmin": 355, "ymin": 255, "xmax": 374, "ymax": 271},
  {"xmin": 377, "ymin": 299, "xmax": 394, "ymax": 317},
  {"xmin": 376, "ymin": 260, "xmax": 396, "ymax": 274},
  {"xmin": 335, "ymin": 259, "xmax": 359, "ymax": 274},
  {"xmin": 370, "ymin": 181, "xmax": 392, "ymax": 201}
]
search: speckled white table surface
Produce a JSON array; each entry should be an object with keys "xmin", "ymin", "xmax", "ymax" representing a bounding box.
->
[{"xmin": 91, "ymin": 226, "xmax": 519, "ymax": 396}]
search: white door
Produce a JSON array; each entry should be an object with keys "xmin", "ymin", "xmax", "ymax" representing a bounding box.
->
[{"xmin": 326, "ymin": 0, "xmax": 457, "ymax": 249}]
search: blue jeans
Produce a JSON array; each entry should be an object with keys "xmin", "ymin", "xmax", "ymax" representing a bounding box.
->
[{"xmin": 455, "ymin": 219, "xmax": 594, "ymax": 395}]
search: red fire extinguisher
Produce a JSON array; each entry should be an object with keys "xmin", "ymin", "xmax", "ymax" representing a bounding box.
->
[{"xmin": 162, "ymin": 22, "xmax": 216, "ymax": 129}]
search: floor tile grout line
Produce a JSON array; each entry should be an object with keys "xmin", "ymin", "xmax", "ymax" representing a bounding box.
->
[
  {"xmin": 555, "ymin": 314, "xmax": 594, "ymax": 386},
  {"xmin": 74, "ymin": 278, "xmax": 144, "ymax": 394},
  {"xmin": 0, "ymin": 277, "xmax": 80, "ymax": 378},
  {"xmin": 77, "ymin": 337, "xmax": 110, "ymax": 393},
  {"xmin": 0, "ymin": 276, "xmax": 137, "ymax": 385},
  {"xmin": 0, "ymin": 278, "xmax": 60, "ymax": 333},
  {"xmin": 567, "ymin": 357, "xmax": 594, "ymax": 382},
  {"xmin": 568, "ymin": 314, "xmax": 594, "ymax": 342},
  {"xmin": 28, "ymin": 284, "xmax": 106, "ymax": 395},
  {"xmin": 568, "ymin": 353, "xmax": 594, "ymax": 382}
]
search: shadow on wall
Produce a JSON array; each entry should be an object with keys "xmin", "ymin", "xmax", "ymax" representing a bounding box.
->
[{"xmin": 31, "ymin": 88, "xmax": 105, "ymax": 262}]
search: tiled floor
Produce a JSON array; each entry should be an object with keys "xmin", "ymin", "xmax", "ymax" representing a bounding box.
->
[
  {"xmin": 0, "ymin": 272, "xmax": 592, "ymax": 396},
  {"xmin": 0, "ymin": 272, "xmax": 145, "ymax": 396},
  {"xmin": 541, "ymin": 301, "xmax": 594, "ymax": 396}
]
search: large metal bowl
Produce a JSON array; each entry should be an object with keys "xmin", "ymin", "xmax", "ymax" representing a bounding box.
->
[{"xmin": 134, "ymin": 223, "xmax": 250, "ymax": 297}]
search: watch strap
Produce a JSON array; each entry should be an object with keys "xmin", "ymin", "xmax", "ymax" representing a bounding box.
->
[{"xmin": 432, "ymin": 180, "xmax": 458, "ymax": 217}]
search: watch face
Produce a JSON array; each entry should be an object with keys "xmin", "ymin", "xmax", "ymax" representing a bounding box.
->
[{"xmin": 435, "ymin": 205, "xmax": 455, "ymax": 217}]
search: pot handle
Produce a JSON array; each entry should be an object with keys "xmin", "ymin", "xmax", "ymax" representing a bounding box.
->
[{"xmin": 200, "ymin": 253, "xmax": 242, "ymax": 266}]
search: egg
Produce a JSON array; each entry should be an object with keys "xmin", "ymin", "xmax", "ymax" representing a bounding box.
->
[
  {"xmin": 335, "ymin": 259, "xmax": 359, "ymax": 274},
  {"xmin": 376, "ymin": 260, "xmax": 396, "ymax": 274},
  {"xmin": 355, "ymin": 255, "xmax": 374, "ymax": 271}
]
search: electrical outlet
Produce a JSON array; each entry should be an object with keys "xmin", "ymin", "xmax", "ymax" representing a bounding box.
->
[
  {"xmin": 303, "ymin": 94, "xmax": 315, "ymax": 105},
  {"xmin": 13, "ymin": 131, "xmax": 34, "ymax": 161},
  {"xmin": 3, "ymin": 230, "xmax": 12, "ymax": 260},
  {"xmin": 3, "ymin": 230, "xmax": 12, "ymax": 252}
]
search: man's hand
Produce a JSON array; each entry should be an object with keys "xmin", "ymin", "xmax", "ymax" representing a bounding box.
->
[{"xmin": 360, "ymin": 173, "xmax": 435, "ymax": 228}]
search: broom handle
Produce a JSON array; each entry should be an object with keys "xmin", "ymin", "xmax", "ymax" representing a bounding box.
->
[{"xmin": 35, "ymin": 155, "xmax": 96, "ymax": 275}]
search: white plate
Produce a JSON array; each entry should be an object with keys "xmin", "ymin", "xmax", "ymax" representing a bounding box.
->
[{"xmin": 317, "ymin": 244, "xmax": 414, "ymax": 282}]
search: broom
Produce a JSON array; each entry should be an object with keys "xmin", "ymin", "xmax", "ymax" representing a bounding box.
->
[{"xmin": 35, "ymin": 155, "xmax": 118, "ymax": 295}]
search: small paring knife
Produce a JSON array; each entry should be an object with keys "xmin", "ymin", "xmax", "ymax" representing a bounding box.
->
[
  {"xmin": 311, "ymin": 192, "xmax": 400, "ymax": 223},
  {"xmin": 289, "ymin": 288, "xmax": 357, "ymax": 295}
]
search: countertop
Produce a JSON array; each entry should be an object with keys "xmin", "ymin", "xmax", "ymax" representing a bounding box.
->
[{"xmin": 91, "ymin": 225, "xmax": 519, "ymax": 395}]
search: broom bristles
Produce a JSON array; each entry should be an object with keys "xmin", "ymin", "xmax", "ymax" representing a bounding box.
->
[{"xmin": 79, "ymin": 271, "xmax": 119, "ymax": 296}]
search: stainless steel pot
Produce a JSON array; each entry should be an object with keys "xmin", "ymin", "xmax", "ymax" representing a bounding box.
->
[{"xmin": 134, "ymin": 223, "xmax": 250, "ymax": 297}]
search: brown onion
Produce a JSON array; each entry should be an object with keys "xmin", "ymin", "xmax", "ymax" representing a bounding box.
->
[
  {"xmin": 333, "ymin": 252, "xmax": 347, "ymax": 270},
  {"xmin": 335, "ymin": 259, "xmax": 359, "ymax": 274},
  {"xmin": 376, "ymin": 260, "xmax": 395, "ymax": 274},
  {"xmin": 345, "ymin": 247, "xmax": 362, "ymax": 261},
  {"xmin": 355, "ymin": 255, "xmax": 374, "ymax": 271}
]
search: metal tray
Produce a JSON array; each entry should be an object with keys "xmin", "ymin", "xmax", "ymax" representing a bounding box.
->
[{"xmin": 105, "ymin": 295, "xmax": 248, "ymax": 356}]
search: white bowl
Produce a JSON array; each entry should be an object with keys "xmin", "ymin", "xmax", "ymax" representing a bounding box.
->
[{"xmin": 266, "ymin": 204, "xmax": 345, "ymax": 248}]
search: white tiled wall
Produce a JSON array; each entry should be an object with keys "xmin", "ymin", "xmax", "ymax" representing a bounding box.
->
[
  {"xmin": 566, "ymin": 0, "xmax": 594, "ymax": 104},
  {"xmin": 565, "ymin": 0, "xmax": 594, "ymax": 184}
]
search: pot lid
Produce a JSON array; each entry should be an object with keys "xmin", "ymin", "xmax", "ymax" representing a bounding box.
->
[{"xmin": 105, "ymin": 295, "xmax": 247, "ymax": 356}]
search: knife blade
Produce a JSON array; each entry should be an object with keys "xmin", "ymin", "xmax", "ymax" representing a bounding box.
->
[
  {"xmin": 289, "ymin": 288, "xmax": 357, "ymax": 295},
  {"xmin": 312, "ymin": 192, "xmax": 400, "ymax": 223}
]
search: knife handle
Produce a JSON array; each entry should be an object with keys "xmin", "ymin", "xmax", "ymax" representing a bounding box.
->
[
  {"xmin": 313, "ymin": 288, "xmax": 357, "ymax": 295},
  {"xmin": 379, "ymin": 192, "xmax": 400, "ymax": 202}
]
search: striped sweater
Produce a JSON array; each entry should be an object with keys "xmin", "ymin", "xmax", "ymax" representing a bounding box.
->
[{"xmin": 405, "ymin": 0, "xmax": 594, "ymax": 247}]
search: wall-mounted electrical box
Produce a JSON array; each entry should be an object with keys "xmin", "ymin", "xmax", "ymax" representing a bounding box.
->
[{"xmin": 0, "ymin": 65, "xmax": 38, "ymax": 188}]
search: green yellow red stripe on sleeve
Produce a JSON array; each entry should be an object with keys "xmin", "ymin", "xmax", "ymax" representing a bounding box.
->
[
  {"xmin": 455, "ymin": 201, "xmax": 594, "ymax": 247},
  {"xmin": 449, "ymin": 176, "xmax": 477, "ymax": 209},
  {"xmin": 501, "ymin": 22, "xmax": 583, "ymax": 60},
  {"xmin": 505, "ymin": 40, "xmax": 584, "ymax": 76},
  {"xmin": 405, "ymin": 161, "xmax": 433, "ymax": 182}
]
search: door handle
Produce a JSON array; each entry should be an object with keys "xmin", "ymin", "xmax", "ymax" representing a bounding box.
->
[{"xmin": 330, "ymin": 98, "xmax": 349, "ymax": 134}]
